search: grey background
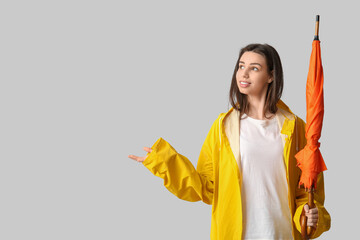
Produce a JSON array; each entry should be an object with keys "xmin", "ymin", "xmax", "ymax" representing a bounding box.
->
[{"xmin": 1, "ymin": 0, "xmax": 358, "ymax": 239}]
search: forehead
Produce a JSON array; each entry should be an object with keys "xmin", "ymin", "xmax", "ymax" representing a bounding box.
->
[{"xmin": 239, "ymin": 51, "xmax": 266, "ymax": 64}]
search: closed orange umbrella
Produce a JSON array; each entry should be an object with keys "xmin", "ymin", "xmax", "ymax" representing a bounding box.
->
[{"xmin": 294, "ymin": 15, "xmax": 328, "ymax": 239}]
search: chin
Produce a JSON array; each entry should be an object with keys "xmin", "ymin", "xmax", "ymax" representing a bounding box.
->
[{"xmin": 238, "ymin": 88, "xmax": 249, "ymax": 95}]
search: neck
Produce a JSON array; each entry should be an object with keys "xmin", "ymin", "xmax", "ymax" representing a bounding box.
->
[{"xmin": 246, "ymin": 95, "xmax": 270, "ymax": 120}]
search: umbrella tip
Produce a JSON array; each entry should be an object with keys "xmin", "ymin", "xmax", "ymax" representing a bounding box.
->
[{"xmin": 314, "ymin": 15, "xmax": 320, "ymax": 41}]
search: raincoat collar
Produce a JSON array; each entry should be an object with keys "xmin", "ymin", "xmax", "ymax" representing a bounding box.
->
[{"xmin": 221, "ymin": 99, "xmax": 297, "ymax": 169}]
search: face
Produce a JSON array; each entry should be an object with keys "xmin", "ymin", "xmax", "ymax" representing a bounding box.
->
[{"xmin": 236, "ymin": 51, "xmax": 273, "ymax": 99}]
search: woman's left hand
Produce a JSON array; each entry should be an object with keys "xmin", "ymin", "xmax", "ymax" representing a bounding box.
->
[{"xmin": 304, "ymin": 204, "xmax": 319, "ymax": 227}]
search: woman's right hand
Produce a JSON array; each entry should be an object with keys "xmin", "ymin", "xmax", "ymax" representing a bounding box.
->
[{"xmin": 128, "ymin": 147, "xmax": 152, "ymax": 163}]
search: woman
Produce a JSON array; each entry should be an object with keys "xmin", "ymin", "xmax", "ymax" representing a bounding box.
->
[{"xmin": 128, "ymin": 43, "xmax": 331, "ymax": 239}]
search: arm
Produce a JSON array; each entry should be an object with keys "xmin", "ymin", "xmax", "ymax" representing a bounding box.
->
[{"xmin": 141, "ymin": 114, "xmax": 222, "ymax": 204}]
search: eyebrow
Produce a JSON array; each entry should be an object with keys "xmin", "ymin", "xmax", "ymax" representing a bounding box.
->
[{"xmin": 239, "ymin": 61, "xmax": 262, "ymax": 67}]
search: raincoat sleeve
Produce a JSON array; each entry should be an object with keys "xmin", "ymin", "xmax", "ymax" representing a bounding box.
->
[
  {"xmin": 293, "ymin": 116, "xmax": 331, "ymax": 238},
  {"xmin": 142, "ymin": 114, "xmax": 222, "ymax": 205}
]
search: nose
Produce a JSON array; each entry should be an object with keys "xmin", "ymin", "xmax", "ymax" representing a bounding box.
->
[{"xmin": 242, "ymin": 68, "xmax": 249, "ymax": 78}]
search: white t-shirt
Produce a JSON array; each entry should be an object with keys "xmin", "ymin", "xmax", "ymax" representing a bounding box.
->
[{"xmin": 239, "ymin": 113, "xmax": 293, "ymax": 240}]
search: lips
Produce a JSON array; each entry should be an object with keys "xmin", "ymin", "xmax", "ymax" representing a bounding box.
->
[{"xmin": 239, "ymin": 81, "xmax": 251, "ymax": 88}]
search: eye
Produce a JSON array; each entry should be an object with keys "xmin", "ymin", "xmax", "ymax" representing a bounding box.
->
[
  {"xmin": 252, "ymin": 67, "xmax": 259, "ymax": 71},
  {"xmin": 239, "ymin": 65, "xmax": 245, "ymax": 70}
]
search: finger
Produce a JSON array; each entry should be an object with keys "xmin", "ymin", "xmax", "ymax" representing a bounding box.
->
[
  {"xmin": 307, "ymin": 221, "xmax": 316, "ymax": 227},
  {"xmin": 305, "ymin": 213, "xmax": 319, "ymax": 219},
  {"xmin": 143, "ymin": 147, "xmax": 152, "ymax": 153},
  {"xmin": 304, "ymin": 204, "xmax": 310, "ymax": 213},
  {"xmin": 307, "ymin": 218, "xmax": 318, "ymax": 225},
  {"xmin": 309, "ymin": 208, "xmax": 318, "ymax": 214},
  {"xmin": 305, "ymin": 211, "xmax": 318, "ymax": 216},
  {"xmin": 137, "ymin": 157, "xmax": 146, "ymax": 162},
  {"xmin": 128, "ymin": 155, "xmax": 145, "ymax": 162},
  {"xmin": 128, "ymin": 154, "xmax": 138, "ymax": 160},
  {"xmin": 307, "ymin": 218, "xmax": 314, "ymax": 223}
]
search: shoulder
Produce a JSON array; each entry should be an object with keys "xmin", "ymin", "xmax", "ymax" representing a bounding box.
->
[
  {"xmin": 206, "ymin": 108, "xmax": 234, "ymax": 136},
  {"xmin": 277, "ymin": 99, "xmax": 306, "ymax": 124},
  {"xmin": 296, "ymin": 115, "xmax": 306, "ymax": 125},
  {"xmin": 212, "ymin": 108, "xmax": 234, "ymax": 125}
]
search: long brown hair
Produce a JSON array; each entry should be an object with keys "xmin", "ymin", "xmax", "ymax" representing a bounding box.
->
[{"xmin": 229, "ymin": 43, "xmax": 283, "ymax": 119}]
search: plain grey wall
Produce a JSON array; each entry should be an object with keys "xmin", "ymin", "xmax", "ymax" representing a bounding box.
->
[{"xmin": 1, "ymin": 0, "xmax": 358, "ymax": 239}]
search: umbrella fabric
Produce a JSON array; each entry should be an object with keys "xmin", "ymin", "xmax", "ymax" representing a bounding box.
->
[{"xmin": 295, "ymin": 40, "xmax": 327, "ymax": 190}]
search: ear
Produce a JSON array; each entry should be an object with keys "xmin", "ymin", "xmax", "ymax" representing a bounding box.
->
[{"xmin": 268, "ymin": 71, "xmax": 274, "ymax": 83}]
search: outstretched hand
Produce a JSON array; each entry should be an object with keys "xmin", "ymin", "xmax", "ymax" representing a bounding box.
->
[{"xmin": 128, "ymin": 147, "xmax": 152, "ymax": 163}]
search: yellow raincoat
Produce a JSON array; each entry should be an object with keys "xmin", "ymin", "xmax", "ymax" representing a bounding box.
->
[{"xmin": 142, "ymin": 99, "xmax": 331, "ymax": 239}]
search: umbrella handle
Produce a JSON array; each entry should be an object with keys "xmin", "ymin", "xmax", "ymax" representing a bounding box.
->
[{"xmin": 300, "ymin": 190, "xmax": 317, "ymax": 239}]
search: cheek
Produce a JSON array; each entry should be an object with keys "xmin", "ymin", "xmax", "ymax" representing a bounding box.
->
[
  {"xmin": 235, "ymin": 70, "xmax": 241, "ymax": 80},
  {"xmin": 235, "ymin": 73, "xmax": 241, "ymax": 85}
]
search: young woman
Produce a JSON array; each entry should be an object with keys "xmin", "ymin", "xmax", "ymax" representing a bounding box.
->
[{"xmin": 128, "ymin": 43, "xmax": 331, "ymax": 239}]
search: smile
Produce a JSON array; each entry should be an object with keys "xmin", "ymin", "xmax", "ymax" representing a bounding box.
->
[{"xmin": 239, "ymin": 81, "xmax": 251, "ymax": 88}]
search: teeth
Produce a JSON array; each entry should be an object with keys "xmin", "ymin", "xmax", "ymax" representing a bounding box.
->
[{"xmin": 241, "ymin": 82, "xmax": 250, "ymax": 84}]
